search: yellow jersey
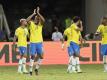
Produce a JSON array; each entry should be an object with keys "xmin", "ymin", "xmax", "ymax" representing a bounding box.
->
[
  {"xmin": 64, "ymin": 27, "xmax": 72, "ymax": 47},
  {"xmin": 97, "ymin": 24, "xmax": 107, "ymax": 44},
  {"xmin": 15, "ymin": 26, "xmax": 28, "ymax": 47},
  {"xmin": 29, "ymin": 21, "xmax": 43, "ymax": 43},
  {"xmin": 70, "ymin": 23, "xmax": 81, "ymax": 44}
]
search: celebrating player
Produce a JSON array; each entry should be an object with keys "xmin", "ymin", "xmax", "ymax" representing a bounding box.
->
[
  {"xmin": 26, "ymin": 7, "xmax": 45, "ymax": 75},
  {"xmin": 95, "ymin": 16, "xmax": 107, "ymax": 72},
  {"xmin": 62, "ymin": 16, "xmax": 84, "ymax": 73},
  {"xmin": 13, "ymin": 19, "xmax": 28, "ymax": 74}
]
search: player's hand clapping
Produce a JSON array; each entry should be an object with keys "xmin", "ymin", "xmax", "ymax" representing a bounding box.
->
[
  {"xmin": 33, "ymin": 9, "xmax": 36, "ymax": 15},
  {"xmin": 37, "ymin": 7, "xmax": 40, "ymax": 14}
]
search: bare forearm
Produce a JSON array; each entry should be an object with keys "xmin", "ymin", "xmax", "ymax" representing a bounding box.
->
[
  {"xmin": 13, "ymin": 36, "xmax": 17, "ymax": 44},
  {"xmin": 26, "ymin": 13, "xmax": 35, "ymax": 22},
  {"xmin": 38, "ymin": 13, "xmax": 45, "ymax": 23},
  {"xmin": 80, "ymin": 24, "xmax": 83, "ymax": 31},
  {"xmin": 77, "ymin": 21, "xmax": 83, "ymax": 31}
]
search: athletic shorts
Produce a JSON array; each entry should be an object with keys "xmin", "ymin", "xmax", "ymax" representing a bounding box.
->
[
  {"xmin": 29, "ymin": 42, "xmax": 43, "ymax": 55},
  {"xmin": 101, "ymin": 44, "xmax": 107, "ymax": 55},
  {"xmin": 18, "ymin": 47, "xmax": 27, "ymax": 55},
  {"xmin": 67, "ymin": 41, "xmax": 80, "ymax": 56}
]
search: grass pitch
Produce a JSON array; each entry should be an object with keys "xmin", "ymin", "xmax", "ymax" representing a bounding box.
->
[{"xmin": 0, "ymin": 64, "xmax": 107, "ymax": 80}]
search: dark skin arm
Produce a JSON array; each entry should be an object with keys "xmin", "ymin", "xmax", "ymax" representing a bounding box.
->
[
  {"xmin": 76, "ymin": 20, "xmax": 83, "ymax": 32},
  {"xmin": 26, "ymin": 9, "xmax": 36, "ymax": 22},
  {"xmin": 37, "ymin": 7, "xmax": 45, "ymax": 24}
]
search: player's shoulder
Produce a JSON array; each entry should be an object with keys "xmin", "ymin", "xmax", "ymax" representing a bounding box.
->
[
  {"xmin": 69, "ymin": 23, "xmax": 77, "ymax": 30},
  {"xmin": 71, "ymin": 23, "xmax": 75, "ymax": 26},
  {"xmin": 15, "ymin": 27, "xmax": 21, "ymax": 31},
  {"xmin": 24, "ymin": 28, "xmax": 28, "ymax": 31},
  {"xmin": 98, "ymin": 24, "xmax": 104, "ymax": 28},
  {"xmin": 29, "ymin": 20, "xmax": 35, "ymax": 25},
  {"xmin": 71, "ymin": 23, "xmax": 76, "ymax": 27},
  {"xmin": 65, "ymin": 27, "xmax": 71, "ymax": 31},
  {"xmin": 64, "ymin": 28, "xmax": 71, "ymax": 35}
]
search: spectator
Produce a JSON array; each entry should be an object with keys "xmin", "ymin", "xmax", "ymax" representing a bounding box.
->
[{"xmin": 52, "ymin": 27, "xmax": 63, "ymax": 41}]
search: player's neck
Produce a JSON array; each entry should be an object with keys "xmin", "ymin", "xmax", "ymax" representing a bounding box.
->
[{"xmin": 20, "ymin": 25, "xmax": 25, "ymax": 28}]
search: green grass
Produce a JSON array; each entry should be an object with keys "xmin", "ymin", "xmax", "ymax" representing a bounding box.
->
[{"xmin": 0, "ymin": 64, "xmax": 107, "ymax": 80}]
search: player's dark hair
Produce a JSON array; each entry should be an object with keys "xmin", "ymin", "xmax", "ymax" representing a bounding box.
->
[{"xmin": 73, "ymin": 16, "xmax": 80, "ymax": 23}]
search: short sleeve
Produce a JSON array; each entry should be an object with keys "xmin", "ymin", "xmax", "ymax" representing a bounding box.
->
[
  {"xmin": 64, "ymin": 29, "xmax": 68, "ymax": 36},
  {"xmin": 15, "ymin": 29, "xmax": 19, "ymax": 36},
  {"xmin": 71, "ymin": 23, "xmax": 78, "ymax": 30},
  {"xmin": 96, "ymin": 25, "xmax": 102, "ymax": 33},
  {"xmin": 29, "ymin": 21, "xmax": 34, "ymax": 29}
]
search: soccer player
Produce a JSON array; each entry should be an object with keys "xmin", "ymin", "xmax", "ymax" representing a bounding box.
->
[
  {"xmin": 95, "ymin": 16, "xmax": 107, "ymax": 72},
  {"xmin": 13, "ymin": 19, "xmax": 28, "ymax": 73},
  {"xmin": 62, "ymin": 16, "xmax": 84, "ymax": 73},
  {"xmin": 26, "ymin": 7, "xmax": 45, "ymax": 75}
]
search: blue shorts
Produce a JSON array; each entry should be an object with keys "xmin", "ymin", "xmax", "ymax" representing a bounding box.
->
[
  {"xmin": 18, "ymin": 47, "xmax": 27, "ymax": 55},
  {"xmin": 29, "ymin": 43, "xmax": 43, "ymax": 55},
  {"xmin": 101, "ymin": 44, "xmax": 107, "ymax": 55},
  {"xmin": 67, "ymin": 41, "xmax": 80, "ymax": 56}
]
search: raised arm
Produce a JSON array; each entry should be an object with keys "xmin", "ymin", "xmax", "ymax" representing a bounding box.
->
[
  {"xmin": 26, "ymin": 9, "xmax": 36, "ymax": 22},
  {"xmin": 76, "ymin": 20, "xmax": 83, "ymax": 32},
  {"xmin": 37, "ymin": 7, "xmax": 45, "ymax": 24}
]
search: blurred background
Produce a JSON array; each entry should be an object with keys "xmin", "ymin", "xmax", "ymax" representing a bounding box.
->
[{"xmin": 0, "ymin": 0, "xmax": 107, "ymax": 41}]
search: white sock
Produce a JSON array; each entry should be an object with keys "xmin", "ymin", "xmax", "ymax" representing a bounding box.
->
[
  {"xmin": 67, "ymin": 56, "xmax": 73, "ymax": 71},
  {"xmin": 76, "ymin": 57, "xmax": 81, "ymax": 71},
  {"xmin": 22, "ymin": 57, "xmax": 27, "ymax": 72},
  {"xmin": 35, "ymin": 64, "xmax": 40, "ymax": 70},
  {"xmin": 37, "ymin": 58, "xmax": 42, "ymax": 65},
  {"xmin": 18, "ymin": 59, "xmax": 22, "ymax": 72},
  {"xmin": 71, "ymin": 56, "xmax": 76, "ymax": 71},
  {"xmin": 103, "ymin": 55, "xmax": 107, "ymax": 71},
  {"xmin": 29, "ymin": 59, "xmax": 34, "ymax": 72},
  {"xmin": 35, "ymin": 59, "xmax": 42, "ymax": 70}
]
